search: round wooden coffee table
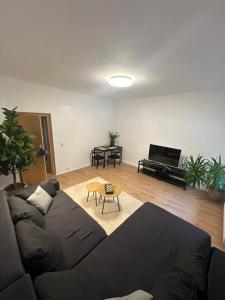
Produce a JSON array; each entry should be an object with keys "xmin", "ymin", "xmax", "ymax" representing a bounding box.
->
[
  {"xmin": 97, "ymin": 184, "xmax": 122, "ymax": 214},
  {"xmin": 86, "ymin": 182, "xmax": 103, "ymax": 206}
]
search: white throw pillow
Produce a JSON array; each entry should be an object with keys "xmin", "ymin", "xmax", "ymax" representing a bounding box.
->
[
  {"xmin": 105, "ymin": 291, "xmax": 153, "ymax": 300},
  {"xmin": 27, "ymin": 185, "xmax": 53, "ymax": 214}
]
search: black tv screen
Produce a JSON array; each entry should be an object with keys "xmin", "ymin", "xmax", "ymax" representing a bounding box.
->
[{"xmin": 149, "ymin": 144, "xmax": 181, "ymax": 167}]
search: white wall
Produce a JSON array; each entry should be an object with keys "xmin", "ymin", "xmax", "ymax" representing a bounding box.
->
[
  {"xmin": 114, "ymin": 89, "xmax": 225, "ymax": 166},
  {"xmin": 0, "ymin": 76, "xmax": 114, "ymax": 189},
  {"xmin": 1, "ymin": 75, "xmax": 225, "ymax": 190}
]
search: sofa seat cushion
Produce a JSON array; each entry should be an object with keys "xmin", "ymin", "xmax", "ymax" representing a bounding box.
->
[
  {"xmin": 0, "ymin": 274, "xmax": 38, "ymax": 300},
  {"xmin": 151, "ymin": 264, "xmax": 199, "ymax": 300},
  {"xmin": 35, "ymin": 203, "xmax": 210, "ymax": 300},
  {"xmin": 151, "ymin": 236, "xmax": 211, "ymax": 299},
  {"xmin": 15, "ymin": 219, "xmax": 65, "ymax": 277},
  {"xmin": 207, "ymin": 247, "xmax": 225, "ymax": 300},
  {"xmin": 176, "ymin": 236, "xmax": 211, "ymax": 292},
  {"xmin": 45, "ymin": 190, "xmax": 107, "ymax": 269}
]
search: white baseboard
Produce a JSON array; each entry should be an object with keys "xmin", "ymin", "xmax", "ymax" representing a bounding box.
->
[
  {"xmin": 123, "ymin": 160, "xmax": 138, "ymax": 168},
  {"xmin": 56, "ymin": 161, "xmax": 138, "ymax": 176},
  {"xmin": 56, "ymin": 164, "xmax": 89, "ymax": 176}
]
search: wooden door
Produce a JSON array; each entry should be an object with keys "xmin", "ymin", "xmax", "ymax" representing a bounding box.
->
[{"xmin": 17, "ymin": 113, "xmax": 47, "ymax": 185}]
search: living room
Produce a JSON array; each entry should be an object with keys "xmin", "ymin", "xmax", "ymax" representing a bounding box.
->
[{"xmin": 0, "ymin": 1, "xmax": 225, "ymax": 300}]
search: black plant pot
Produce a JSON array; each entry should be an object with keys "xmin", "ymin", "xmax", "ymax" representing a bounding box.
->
[{"xmin": 207, "ymin": 190, "xmax": 225, "ymax": 202}]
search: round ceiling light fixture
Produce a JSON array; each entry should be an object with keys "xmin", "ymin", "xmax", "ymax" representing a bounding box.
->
[{"xmin": 108, "ymin": 75, "xmax": 133, "ymax": 87}]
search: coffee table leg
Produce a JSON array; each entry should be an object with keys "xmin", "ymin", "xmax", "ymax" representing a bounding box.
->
[
  {"xmin": 117, "ymin": 196, "xmax": 120, "ymax": 211},
  {"xmin": 102, "ymin": 197, "xmax": 106, "ymax": 214},
  {"xmin": 87, "ymin": 190, "xmax": 90, "ymax": 202},
  {"xmin": 95, "ymin": 191, "xmax": 97, "ymax": 206}
]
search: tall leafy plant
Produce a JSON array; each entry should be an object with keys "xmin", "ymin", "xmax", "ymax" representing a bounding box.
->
[
  {"xmin": 185, "ymin": 155, "xmax": 208, "ymax": 189},
  {"xmin": 206, "ymin": 156, "xmax": 225, "ymax": 191},
  {"xmin": 0, "ymin": 107, "xmax": 36, "ymax": 188}
]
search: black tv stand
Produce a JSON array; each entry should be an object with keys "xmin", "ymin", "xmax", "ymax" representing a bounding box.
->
[{"xmin": 138, "ymin": 159, "xmax": 186, "ymax": 189}]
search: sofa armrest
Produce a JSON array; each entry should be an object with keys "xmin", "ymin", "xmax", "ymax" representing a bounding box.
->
[
  {"xmin": 207, "ymin": 247, "xmax": 225, "ymax": 300},
  {"xmin": 0, "ymin": 191, "xmax": 25, "ymax": 292},
  {"xmin": 46, "ymin": 178, "xmax": 60, "ymax": 192}
]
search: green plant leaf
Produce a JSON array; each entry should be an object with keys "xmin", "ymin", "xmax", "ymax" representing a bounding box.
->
[
  {"xmin": 185, "ymin": 154, "xmax": 209, "ymax": 189},
  {"xmin": 0, "ymin": 107, "xmax": 36, "ymax": 185},
  {"xmin": 206, "ymin": 155, "xmax": 225, "ymax": 191}
]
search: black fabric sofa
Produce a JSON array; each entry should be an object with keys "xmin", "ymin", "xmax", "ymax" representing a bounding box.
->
[
  {"xmin": 0, "ymin": 179, "xmax": 225, "ymax": 300},
  {"xmin": 0, "ymin": 179, "xmax": 106, "ymax": 300}
]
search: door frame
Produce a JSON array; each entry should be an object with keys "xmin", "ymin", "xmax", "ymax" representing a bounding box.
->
[{"xmin": 18, "ymin": 112, "xmax": 56, "ymax": 175}]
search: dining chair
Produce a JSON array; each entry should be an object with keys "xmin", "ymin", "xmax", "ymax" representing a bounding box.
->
[
  {"xmin": 107, "ymin": 149, "xmax": 122, "ymax": 168},
  {"xmin": 91, "ymin": 149, "xmax": 105, "ymax": 168}
]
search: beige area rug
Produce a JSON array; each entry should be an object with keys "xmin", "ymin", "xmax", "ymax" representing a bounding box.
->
[{"xmin": 64, "ymin": 177, "xmax": 143, "ymax": 235}]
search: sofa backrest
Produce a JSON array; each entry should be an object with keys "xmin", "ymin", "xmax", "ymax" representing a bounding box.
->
[{"xmin": 0, "ymin": 191, "xmax": 25, "ymax": 292}]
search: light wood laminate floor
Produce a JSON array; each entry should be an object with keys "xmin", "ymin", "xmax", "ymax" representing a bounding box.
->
[{"xmin": 55, "ymin": 163, "xmax": 225, "ymax": 251}]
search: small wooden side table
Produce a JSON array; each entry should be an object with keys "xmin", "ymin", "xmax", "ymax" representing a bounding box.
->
[
  {"xmin": 97, "ymin": 184, "xmax": 122, "ymax": 214},
  {"xmin": 86, "ymin": 182, "xmax": 103, "ymax": 206}
]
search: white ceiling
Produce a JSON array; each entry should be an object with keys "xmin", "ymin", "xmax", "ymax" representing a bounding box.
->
[{"xmin": 0, "ymin": 0, "xmax": 225, "ymax": 99}]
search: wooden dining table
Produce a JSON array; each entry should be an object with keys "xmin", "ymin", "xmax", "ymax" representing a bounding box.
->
[{"xmin": 94, "ymin": 145, "xmax": 123, "ymax": 167}]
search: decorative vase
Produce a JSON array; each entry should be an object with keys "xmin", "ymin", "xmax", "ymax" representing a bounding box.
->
[
  {"xmin": 207, "ymin": 190, "xmax": 225, "ymax": 202},
  {"xmin": 110, "ymin": 137, "xmax": 115, "ymax": 146}
]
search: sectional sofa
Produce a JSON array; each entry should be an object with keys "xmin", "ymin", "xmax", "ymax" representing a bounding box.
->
[{"xmin": 0, "ymin": 179, "xmax": 224, "ymax": 300}]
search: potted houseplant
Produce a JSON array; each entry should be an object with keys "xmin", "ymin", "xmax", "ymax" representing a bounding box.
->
[
  {"xmin": 185, "ymin": 155, "xmax": 208, "ymax": 189},
  {"xmin": 0, "ymin": 107, "xmax": 36, "ymax": 191},
  {"xmin": 206, "ymin": 156, "xmax": 225, "ymax": 202},
  {"xmin": 109, "ymin": 131, "xmax": 119, "ymax": 146}
]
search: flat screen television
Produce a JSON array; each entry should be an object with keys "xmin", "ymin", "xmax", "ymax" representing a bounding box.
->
[{"xmin": 148, "ymin": 144, "xmax": 181, "ymax": 167}]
